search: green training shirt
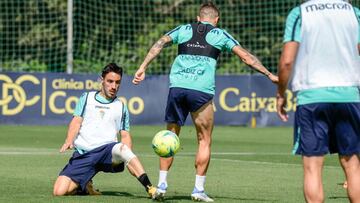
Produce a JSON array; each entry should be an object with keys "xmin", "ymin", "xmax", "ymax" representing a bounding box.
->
[{"xmin": 166, "ymin": 22, "xmax": 239, "ymax": 95}]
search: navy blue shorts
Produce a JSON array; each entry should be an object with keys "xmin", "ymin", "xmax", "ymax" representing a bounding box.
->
[
  {"xmin": 165, "ymin": 87, "xmax": 213, "ymax": 126},
  {"xmin": 59, "ymin": 142, "xmax": 125, "ymax": 192},
  {"xmin": 293, "ymin": 103, "xmax": 360, "ymax": 156}
]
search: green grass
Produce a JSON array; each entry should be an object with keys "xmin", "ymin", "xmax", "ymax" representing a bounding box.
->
[{"xmin": 0, "ymin": 125, "xmax": 349, "ymax": 203}]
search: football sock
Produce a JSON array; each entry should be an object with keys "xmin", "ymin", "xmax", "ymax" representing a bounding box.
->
[
  {"xmin": 158, "ymin": 170, "xmax": 168, "ymax": 187},
  {"xmin": 137, "ymin": 173, "xmax": 152, "ymax": 191},
  {"xmin": 195, "ymin": 175, "xmax": 206, "ymax": 191}
]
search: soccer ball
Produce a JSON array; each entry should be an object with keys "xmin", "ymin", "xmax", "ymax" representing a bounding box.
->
[{"xmin": 152, "ymin": 130, "xmax": 180, "ymax": 157}]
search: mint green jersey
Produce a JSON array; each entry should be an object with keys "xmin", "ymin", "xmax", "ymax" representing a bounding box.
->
[{"xmin": 166, "ymin": 22, "xmax": 239, "ymax": 95}]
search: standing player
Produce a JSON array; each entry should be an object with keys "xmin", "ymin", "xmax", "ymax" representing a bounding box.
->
[
  {"xmin": 277, "ymin": 0, "xmax": 360, "ymax": 202},
  {"xmin": 53, "ymin": 63, "xmax": 157, "ymax": 198},
  {"xmin": 133, "ymin": 2, "xmax": 278, "ymax": 202}
]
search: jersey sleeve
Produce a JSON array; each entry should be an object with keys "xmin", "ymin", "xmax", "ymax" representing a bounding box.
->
[
  {"xmin": 166, "ymin": 25, "xmax": 182, "ymax": 44},
  {"xmin": 221, "ymin": 30, "xmax": 240, "ymax": 52},
  {"xmin": 283, "ymin": 6, "xmax": 301, "ymax": 43},
  {"xmin": 73, "ymin": 92, "xmax": 88, "ymax": 117},
  {"xmin": 120, "ymin": 104, "xmax": 130, "ymax": 132},
  {"xmin": 354, "ymin": 7, "xmax": 360, "ymax": 43}
]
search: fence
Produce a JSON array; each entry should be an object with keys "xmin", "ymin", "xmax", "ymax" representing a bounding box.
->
[{"xmin": 0, "ymin": 0, "xmax": 359, "ymax": 74}]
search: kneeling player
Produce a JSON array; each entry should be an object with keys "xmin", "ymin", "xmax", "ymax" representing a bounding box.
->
[{"xmin": 53, "ymin": 63, "xmax": 157, "ymax": 198}]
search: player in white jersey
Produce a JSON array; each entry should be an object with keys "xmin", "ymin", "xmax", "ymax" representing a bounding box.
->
[
  {"xmin": 53, "ymin": 63, "xmax": 158, "ymax": 198},
  {"xmin": 277, "ymin": 0, "xmax": 360, "ymax": 202}
]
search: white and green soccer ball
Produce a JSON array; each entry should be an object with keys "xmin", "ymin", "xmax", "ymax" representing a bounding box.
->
[{"xmin": 152, "ymin": 130, "xmax": 180, "ymax": 157}]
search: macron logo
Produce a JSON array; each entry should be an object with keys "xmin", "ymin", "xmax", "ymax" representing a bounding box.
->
[{"xmin": 305, "ymin": 2, "xmax": 351, "ymax": 12}]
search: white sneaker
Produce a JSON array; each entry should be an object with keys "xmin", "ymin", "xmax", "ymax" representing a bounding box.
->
[
  {"xmin": 191, "ymin": 188, "xmax": 214, "ymax": 202},
  {"xmin": 153, "ymin": 182, "xmax": 167, "ymax": 201}
]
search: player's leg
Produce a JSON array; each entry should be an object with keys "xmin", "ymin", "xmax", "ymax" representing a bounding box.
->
[
  {"xmin": 336, "ymin": 103, "xmax": 360, "ymax": 202},
  {"xmin": 159, "ymin": 123, "xmax": 180, "ymax": 172},
  {"xmin": 190, "ymin": 101, "xmax": 214, "ymax": 202},
  {"xmin": 53, "ymin": 175, "xmax": 78, "ymax": 196},
  {"xmin": 339, "ymin": 155, "xmax": 360, "ymax": 202},
  {"xmin": 191, "ymin": 101, "xmax": 213, "ymax": 176},
  {"xmin": 159, "ymin": 123, "xmax": 181, "ymax": 171},
  {"xmin": 152, "ymin": 123, "xmax": 181, "ymax": 200},
  {"xmin": 54, "ymin": 150, "xmax": 100, "ymax": 196},
  {"xmin": 111, "ymin": 143, "xmax": 156, "ymax": 197},
  {"xmin": 302, "ymin": 156, "xmax": 324, "ymax": 203},
  {"xmin": 155, "ymin": 88, "xmax": 187, "ymax": 199},
  {"xmin": 293, "ymin": 104, "xmax": 333, "ymax": 203}
]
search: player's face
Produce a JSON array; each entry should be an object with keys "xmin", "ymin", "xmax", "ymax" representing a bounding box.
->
[{"xmin": 101, "ymin": 72, "xmax": 121, "ymax": 99}]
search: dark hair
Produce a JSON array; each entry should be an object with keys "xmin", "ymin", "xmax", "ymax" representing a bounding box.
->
[
  {"xmin": 101, "ymin": 63, "xmax": 123, "ymax": 78},
  {"xmin": 199, "ymin": 2, "xmax": 219, "ymax": 18}
]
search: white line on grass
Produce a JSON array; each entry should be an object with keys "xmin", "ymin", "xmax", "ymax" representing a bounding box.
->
[
  {"xmin": 0, "ymin": 148, "xmax": 342, "ymax": 169},
  {"xmin": 0, "ymin": 148, "xmax": 290, "ymax": 156}
]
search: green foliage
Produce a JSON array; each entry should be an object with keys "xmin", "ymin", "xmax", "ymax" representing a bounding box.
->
[
  {"xmin": 1, "ymin": 0, "xmax": 359, "ymax": 73},
  {"xmin": 1, "ymin": 59, "xmax": 47, "ymax": 72}
]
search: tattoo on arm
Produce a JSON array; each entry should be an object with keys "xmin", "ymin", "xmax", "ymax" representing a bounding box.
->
[
  {"xmin": 141, "ymin": 36, "xmax": 171, "ymax": 68},
  {"xmin": 242, "ymin": 52, "xmax": 268, "ymax": 74},
  {"xmin": 154, "ymin": 38, "xmax": 166, "ymax": 48},
  {"xmin": 245, "ymin": 53, "xmax": 262, "ymax": 67}
]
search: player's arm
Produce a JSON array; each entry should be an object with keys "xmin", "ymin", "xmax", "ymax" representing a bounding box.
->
[
  {"xmin": 232, "ymin": 45, "xmax": 278, "ymax": 83},
  {"xmin": 277, "ymin": 41, "xmax": 299, "ymax": 122},
  {"xmin": 60, "ymin": 92, "xmax": 87, "ymax": 152},
  {"xmin": 119, "ymin": 104, "xmax": 132, "ymax": 149},
  {"xmin": 358, "ymin": 43, "xmax": 360, "ymax": 55},
  {"xmin": 60, "ymin": 116, "xmax": 83, "ymax": 152},
  {"xmin": 132, "ymin": 35, "xmax": 172, "ymax": 85}
]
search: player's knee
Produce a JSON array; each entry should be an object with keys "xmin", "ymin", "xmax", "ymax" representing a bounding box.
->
[
  {"xmin": 53, "ymin": 186, "xmax": 66, "ymax": 196},
  {"xmin": 112, "ymin": 143, "xmax": 136, "ymax": 165}
]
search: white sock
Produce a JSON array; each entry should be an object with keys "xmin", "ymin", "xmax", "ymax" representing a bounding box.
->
[
  {"xmin": 195, "ymin": 175, "xmax": 206, "ymax": 191},
  {"xmin": 158, "ymin": 170, "xmax": 168, "ymax": 187}
]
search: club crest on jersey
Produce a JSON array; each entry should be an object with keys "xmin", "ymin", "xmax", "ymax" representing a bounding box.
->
[{"xmin": 99, "ymin": 110, "xmax": 105, "ymax": 119}]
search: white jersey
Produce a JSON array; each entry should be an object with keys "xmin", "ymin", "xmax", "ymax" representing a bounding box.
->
[
  {"xmin": 73, "ymin": 91, "xmax": 127, "ymax": 152},
  {"xmin": 292, "ymin": 0, "xmax": 360, "ymax": 91}
]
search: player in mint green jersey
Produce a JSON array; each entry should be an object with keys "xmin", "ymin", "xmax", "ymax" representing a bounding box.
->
[{"xmin": 133, "ymin": 2, "xmax": 278, "ymax": 202}]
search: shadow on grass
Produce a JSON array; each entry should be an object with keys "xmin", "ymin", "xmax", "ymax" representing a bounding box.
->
[
  {"xmin": 100, "ymin": 191, "xmax": 150, "ymax": 200},
  {"xmin": 100, "ymin": 191, "xmax": 134, "ymax": 196},
  {"xmin": 163, "ymin": 195, "xmax": 277, "ymax": 202},
  {"xmin": 328, "ymin": 196, "xmax": 348, "ymax": 200}
]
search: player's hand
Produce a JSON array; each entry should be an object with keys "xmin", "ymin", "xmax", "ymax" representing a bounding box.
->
[
  {"xmin": 276, "ymin": 93, "xmax": 288, "ymax": 122},
  {"xmin": 60, "ymin": 142, "xmax": 73, "ymax": 153},
  {"xmin": 132, "ymin": 68, "xmax": 145, "ymax": 85},
  {"xmin": 268, "ymin": 74, "xmax": 279, "ymax": 84}
]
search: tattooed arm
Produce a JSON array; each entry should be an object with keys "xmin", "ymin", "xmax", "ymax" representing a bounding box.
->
[
  {"xmin": 232, "ymin": 45, "xmax": 278, "ymax": 83},
  {"xmin": 132, "ymin": 35, "xmax": 172, "ymax": 85}
]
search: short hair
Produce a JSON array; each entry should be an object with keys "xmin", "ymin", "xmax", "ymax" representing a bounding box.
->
[
  {"xmin": 199, "ymin": 2, "xmax": 219, "ymax": 19},
  {"xmin": 101, "ymin": 63, "xmax": 123, "ymax": 78}
]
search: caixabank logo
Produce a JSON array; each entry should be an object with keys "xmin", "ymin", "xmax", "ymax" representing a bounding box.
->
[{"xmin": 0, "ymin": 74, "xmax": 43, "ymax": 116}]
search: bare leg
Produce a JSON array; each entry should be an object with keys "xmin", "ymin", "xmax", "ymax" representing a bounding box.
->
[
  {"xmin": 302, "ymin": 156, "xmax": 324, "ymax": 203},
  {"xmin": 339, "ymin": 155, "xmax": 360, "ymax": 203},
  {"xmin": 190, "ymin": 101, "xmax": 214, "ymax": 176},
  {"xmin": 158, "ymin": 123, "xmax": 181, "ymax": 171},
  {"xmin": 53, "ymin": 175, "xmax": 78, "ymax": 196},
  {"xmin": 126, "ymin": 157, "xmax": 146, "ymax": 177}
]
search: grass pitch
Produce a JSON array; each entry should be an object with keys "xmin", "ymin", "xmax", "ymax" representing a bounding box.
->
[{"xmin": 0, "ymin": 125, "xmax": 349, "ymax": 203}]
